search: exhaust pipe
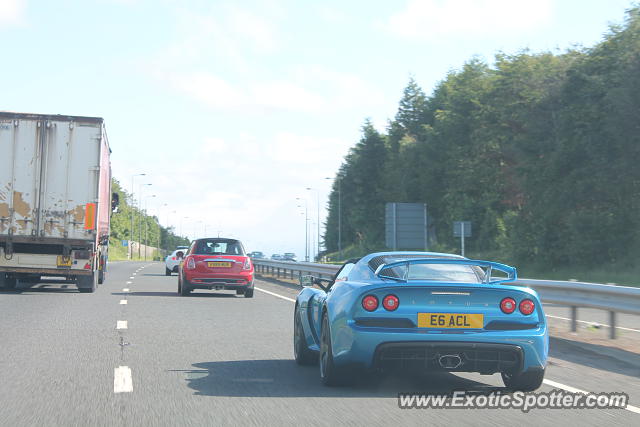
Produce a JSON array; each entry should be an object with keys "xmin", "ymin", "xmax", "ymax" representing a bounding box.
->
[{"xmin": 438, "ymin": 354, "xmax": 462, "ymax": 369}]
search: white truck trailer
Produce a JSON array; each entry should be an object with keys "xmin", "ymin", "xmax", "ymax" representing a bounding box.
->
[{"xmin": 0, "ymin": 112, "xmax": 118, "ymax": 292}]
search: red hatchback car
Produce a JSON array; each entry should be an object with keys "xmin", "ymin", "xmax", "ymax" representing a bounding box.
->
[{"xmin": 178, "ymin": 238, "xmax": 254, "ymax": 297}]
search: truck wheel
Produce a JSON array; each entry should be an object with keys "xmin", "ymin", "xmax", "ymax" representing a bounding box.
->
[
  {"xmin": 77, "ymin": 274, "xmax": 97, "ymax": 293},
  {"xmin": 1, "ymin": 274, "xmax": 17, "ymax": 290}
]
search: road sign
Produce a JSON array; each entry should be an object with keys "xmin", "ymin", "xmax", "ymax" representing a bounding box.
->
[
  {"xmin": 122, "ymin": 240, "xmax": 128, "ymax": 247},
  {"xmin": 385, "ymin": 203, "xmax": 428, "ymax": 250},
  {"xmin": 453, "ymin": 221, "xmax": 472, "ymax": 237},
  {"xmin": 453, "ymin": 221, "xmax": 471, "ymax": 257}
]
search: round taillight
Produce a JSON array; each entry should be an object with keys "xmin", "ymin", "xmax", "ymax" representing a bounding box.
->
[
  {"xmin": 519, "ymin": 299, "xmax": 535, "ymax": 315},
  {"xmin": 362, "ymin": 295, "xmax": 379, "ymax": 312},
  {"xmin": 382, "ymin": 294, "xmax": 399, "ymax": 311},
  {"xmin": 500, "ymin": 297, "xmax": 517, "ymax": 314}
]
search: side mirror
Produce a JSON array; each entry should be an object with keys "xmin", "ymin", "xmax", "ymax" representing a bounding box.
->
[
  {"xmin": 300, "ymin": 275, "xmax": 315, "ymax": 287},
  {"xmin": 111, "ymin": 192, "xmax": 120, "ymax": 212}
]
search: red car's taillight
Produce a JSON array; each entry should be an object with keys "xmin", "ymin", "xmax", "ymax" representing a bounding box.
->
[
  {"xmin": 519, "ymin": 299, "xmax": 535, "ymax": 315},
  {"xmin": 243, "ymin": 258, "xmax": 252, "ymax": 270},
  {"xmin": 186, "ymin": 257, "xmax": 196, "ymax": 270},
  {"xmin": 362, "ymin": 295, "xmax": 378, "ymax": 311},
  {"xmin": 382, "ymin": 294, "xmax": 399, "ymax": 311},
  {"xmin": 500, "ymin": 297, "xmax": 517, "ymax": 314}
]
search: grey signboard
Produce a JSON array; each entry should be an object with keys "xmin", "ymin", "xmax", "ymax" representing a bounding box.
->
[
  {"xmin": 385, "ymin": 203, "xmax": 428, "ymax": 250},
  {"xmin": 453, "ymin": 221, "xmax": 472, "ymax": 237}
]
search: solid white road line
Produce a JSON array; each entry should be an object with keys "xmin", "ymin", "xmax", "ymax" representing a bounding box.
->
[
  {"xmin": 116, "ymin": 320, "xmax": 128, "ymax": 330},
  {"xmin": 543, "ymin": 379, "xmax": 640, "ymax": 414},
  {"xmin": 256, "ymin": 284, "xmax": 640, "ymax": 414},
  {"xmin": 546, "ymin": 314, "xmax": 640, "ymax": 333},
  {"xmin": 120, "ymin": 300, "xmax": 128, "ymax": 305},
  {"xmin": 254, "ymin": 287, "xmax": 296, "ymax": 302},
  {"xmin": 114, "ymin": 366, "xmax": 133, "ymax": 393}
]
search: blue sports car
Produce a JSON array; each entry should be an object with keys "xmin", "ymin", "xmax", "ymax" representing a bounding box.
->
[{"xmin": 293, "ymin": 252, "xmax": 548, "ymax": 390}]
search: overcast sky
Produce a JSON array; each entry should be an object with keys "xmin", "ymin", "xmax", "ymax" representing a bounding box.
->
[{"xmin": 0, "ymin": 0, "xmax": 634, "ymax": 258}]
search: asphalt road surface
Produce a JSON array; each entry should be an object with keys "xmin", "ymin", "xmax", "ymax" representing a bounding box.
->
[{"xmin": 0, "ymin": 261, "xmax": 638, "ymax": 426}]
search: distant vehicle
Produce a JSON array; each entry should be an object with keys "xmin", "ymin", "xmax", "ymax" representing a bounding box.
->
[
  {"xmin": 271, "ymin": 254, "xmax": 283, "ymax": 260},
  {"xmin": 176, "ymin": 245, "xmax": 189, "ymax": 250},
  {"xmin": 249, "ymin": 251, "xmax": 265, "ymax": 259},
  {"xmin": 178, "ymin": 238, "xmax": 254, "ymax": 297},
  {"xmin": 282, "ymin": 252, "xmax": 297, "ymax": 261},
  {"xmin": 294, "ymin": 252, "xmax": 547, "ymax": 391},
  {"xmin": 0, "ymin": 112, "xmax": 116, "ymax": 293},
  {"xmin": 165, "ymin": 249, "xmax": 187, "ymax": 276}
]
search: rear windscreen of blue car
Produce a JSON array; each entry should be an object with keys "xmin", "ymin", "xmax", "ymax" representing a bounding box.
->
[{"xmin": 369, "ymin": 255, "xmax": 484, "ymax": 283}]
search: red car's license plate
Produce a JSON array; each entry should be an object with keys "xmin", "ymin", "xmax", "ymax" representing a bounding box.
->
[{"xmin": 207, "ymin": 261, "xmax": 232, "ymax": 268}]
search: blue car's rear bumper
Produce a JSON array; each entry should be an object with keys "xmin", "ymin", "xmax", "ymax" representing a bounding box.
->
[{"xmin": 332, "ymin": 323, "xmax": 548, "ymax": 374}]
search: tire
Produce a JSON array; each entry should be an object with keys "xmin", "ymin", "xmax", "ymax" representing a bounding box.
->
[
  {"xmin": 502, "ymin": 368, "xmax": 545, "ymax": 391},
  {"xmin": 179, "ymin": 275, "xmax": 191, "ymax": 296},
  {"xmin": 1, "ymin": 274, "xmax": 17, "ymax": 290},
  {"xmin": 77, "ymin": 273, "xmax": 97, "ymax": 293},
  {"xmin": 319, "ymin": 312, "xmax": 351, "ymax": 386},
  {"xmin": 165, "ymin": 267, "xmax": 171, "ymax": 276},
  {"xmin": 244, "ymin": 288, "xmax": 254, "ymax": 298},
  {"xmin": 294, "ymin": 306, "xmax": 317, "ymax": 365}
]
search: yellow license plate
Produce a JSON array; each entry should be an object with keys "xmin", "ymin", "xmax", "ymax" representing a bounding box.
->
[
  {"xmin": 57, "ymin": 255, "xmax": 72, "ymax": 267},
  {"xmin": 417, "ymin": 313, "xmax": 484, "ymax": 329},
  {"xmin": 207, "ymin": 261, "xmax": 232, "ymax": 268}
]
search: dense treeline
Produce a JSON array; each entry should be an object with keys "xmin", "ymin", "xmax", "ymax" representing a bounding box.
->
[
  {"xmin": 324, "ymin": 7, "xmax": 640, "ymax": 267},
  {"xmin": 109, "ymin": 179, "xmax": 189, "ymax": 257}
]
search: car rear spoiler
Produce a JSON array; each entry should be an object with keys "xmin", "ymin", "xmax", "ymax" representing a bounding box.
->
[{"xmin": 374, "ymin": 258, "xmax": 517, "ymax": 284}]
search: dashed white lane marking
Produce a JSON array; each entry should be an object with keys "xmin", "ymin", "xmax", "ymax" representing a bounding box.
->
[
  {"xmin": 114, "ymin": 366, "xmax": 133, "ymax": 393},
  {"xmin": 123, "ymin": 288, "xmax": 130, "ymax": 292},
  {"xmin": 254, "ymin": 287, "xmax": 295, "ymax": 302},
  {"xmin": 116, "ymin": 320, "xmax": 128, "ymax": 330},
  {"xmin": 126, "ymin": 281, "xmax": 132, "ymax": 284},
  {"xmin": 546, "ymin": 314, "xmax": 640, "ymax": 333},
  {"xmin": 120, "ymin": 300, "xmax": 128, "ymax": 305},
  {"xmin": 543, "ymin": 379, "xmax": 640, "ymax": 414},
  {"xmin": 255, "ymin": 285, "xmax": 640, "ymax": 414},
  {"xmin": 129, "ymin": 276, "xmax": 134, "ymax": 279}
]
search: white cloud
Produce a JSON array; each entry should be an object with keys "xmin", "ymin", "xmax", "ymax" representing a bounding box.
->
[
  {"xmin": 387, "ymin": 0, "xmax": 553, "ymax": 39},
  {"xmin": 0, "ymin": 0, "xmax": 26, "ymax": 28}
]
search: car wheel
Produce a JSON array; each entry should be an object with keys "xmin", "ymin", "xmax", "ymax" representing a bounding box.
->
[
  {"xmin": 319, "ymin": 312, "xmax": 351, "ymax": 386},
  {"xmin": 502, "ymin": 368, "xmax": 545, "ymax": 392},
  {"xmin": 294, "ymin": 306, "xmax": 317, "ymax": 365},
  {"xmin": 244, "ymin": 288, "xmax": 254, "ymax": 298},
  {"xmin": 165, "ymin": 267, "xmax": 171, "ymax": 276},
  {"xmin": 179, "ymin": 276, "xmax": 191, "ymax": 296}
]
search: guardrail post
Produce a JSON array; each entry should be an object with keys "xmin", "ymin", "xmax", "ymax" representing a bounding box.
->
[
  {"xmin": 570, "ymin": 306, "xmax": 577, "ymax": 332},
  {"xmin": 609, "ymin": 311, "xmax": 616, "ymax": 339},
  {"xmin": 277, "ymin": 268, "xmax": 280, "ymax": 278},
  {"xmin": 290, "ymin": 269, "xmax": 294, "ymax": 280}
]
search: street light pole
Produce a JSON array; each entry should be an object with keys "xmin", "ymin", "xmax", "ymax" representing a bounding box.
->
[
  {"xmin": 325, "ymin": 176, "xmax": 342, "ymax": 260},
  {"xmin": 129, "ymin": 173, "xmax": 146, "ymax": 259},
  {"xmin": 138, "ymin": 183, "xmax": 152, "ymax": 259},
  {"xmin": 144, "ymin": 195, "xmax": 156, "ymax": 261},
  {"xmin": 306, "ymin": 187, "xmax": 320, "ymax": 261},
  {"xmin": 296, "ymin": 197, "xmax": 309, "ymax": 261}
]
